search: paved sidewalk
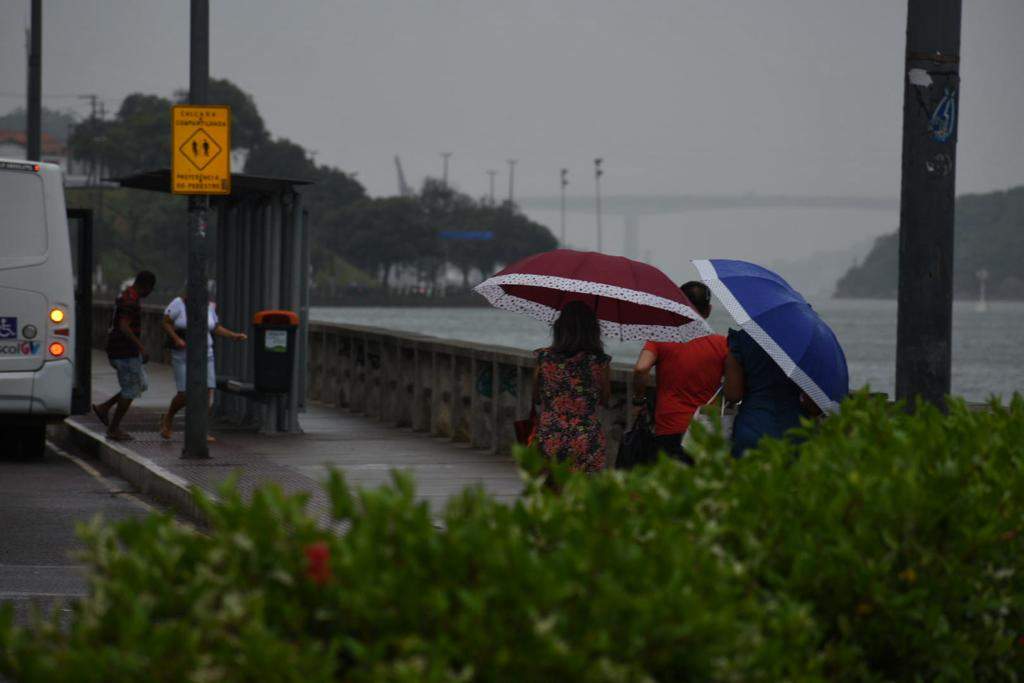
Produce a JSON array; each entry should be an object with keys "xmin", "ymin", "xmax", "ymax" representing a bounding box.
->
[{"xmin": 66, "ymin": 352, "xmax": 522, "ymax": 522}]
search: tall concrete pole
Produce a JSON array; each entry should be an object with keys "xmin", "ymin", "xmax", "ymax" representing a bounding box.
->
[
  {"xmin": 594, "ymin": 158, "xmax": 603, "ymax": 253},
  {"xmin": 506, "ymin": 159, "xmax": 517, "ymax": 206},
  {"xmin": 26, "ymin": 0, "xmax": 41, "ymax": 161},
  {"xmin": 895, "ymin": 0, "xmax": 962, "ymax": 407},
  {"xmin": 486, "ymin": 169, "xmax": 496, "ymax": 205},
  {"xmin": 559, "ymin": 168, "xmax": 568, "ymax": 246},
  {"xmin": 183, "ymin": 0, "xmax": 211, "ymax": 458},
  {"xmin": 441, "ymin": 152, "xmax": 452, "ymax": 186}
]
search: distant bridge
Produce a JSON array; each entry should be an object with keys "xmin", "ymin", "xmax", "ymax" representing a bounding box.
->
[{"xmin": 518, "ymin": 194, "xmax": 899, "ymax": 216}]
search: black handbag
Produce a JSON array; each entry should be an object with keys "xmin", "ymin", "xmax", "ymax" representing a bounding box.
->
[{"xmin": 615, "ymin": 411, "xmax": 657, "ymax": 470}]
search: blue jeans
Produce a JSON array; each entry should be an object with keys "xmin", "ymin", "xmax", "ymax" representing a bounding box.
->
[
  {"xmin": 109, "ymin": 356, "xmax": 148, "ymax": 400},
  {"xmin": 731, "ymin": 401, "xmax": 802, "ymax": 458}
]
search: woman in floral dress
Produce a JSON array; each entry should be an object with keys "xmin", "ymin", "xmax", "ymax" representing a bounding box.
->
[{"xmin": 532, "ymin": 301, "xmax": 611, "ymax": 473}]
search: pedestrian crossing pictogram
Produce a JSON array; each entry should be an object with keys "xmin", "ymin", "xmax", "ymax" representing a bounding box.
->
[{"xmin": 178, "ymin": 128, "xmax": 223, "ymax": 171}]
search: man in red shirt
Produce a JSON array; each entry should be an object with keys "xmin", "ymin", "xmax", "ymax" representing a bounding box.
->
[
  {"xmin": 92, "ymin": 271, "xmax": 156, "ymax": 441},
  {"xmin": 632, "ymin": 281, "xmax": 727, "ymax": 463}
]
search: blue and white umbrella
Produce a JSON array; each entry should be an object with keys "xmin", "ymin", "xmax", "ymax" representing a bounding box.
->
[{"xmin": 692, "ymin": 258, "xmax": 849, "ymax": 414}]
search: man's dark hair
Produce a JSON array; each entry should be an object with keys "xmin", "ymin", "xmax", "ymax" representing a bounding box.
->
[
  {"xmin": 681, "ymin": 280, "xmax": 712, "ymax": 318},
  {"xmin": 134, "ymin": 270, "xmax": 157, "ymax": 290},
  {"xmin": 551, "ymin": 300, "xmax": 603, "ymax": 357}
]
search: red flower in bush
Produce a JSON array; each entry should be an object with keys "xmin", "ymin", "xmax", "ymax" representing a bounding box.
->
[{"xmin": 304, "ymin": 541, "xmax": 332, "ymax": 585}]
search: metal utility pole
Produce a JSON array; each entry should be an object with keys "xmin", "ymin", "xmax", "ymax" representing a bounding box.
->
[
  {"xmin": 183, "ymin": 0, "xmax": 211, "ymax": 459},
  {"xmin": 26, "ymin": 0, "xmax": 42, "ymax": 161},
  {"xmin": 506, "ymin": 159, "xmax": 517, "ymax": 205},
  {"xmin": 78, "ymin": 94, "xmax": 100, "ymax": 121},
  {"xmin": 486, "ymin": 169, "xmax": 497, "ymax": 205},
  {"xmin": 594, "ymin": 158, "xmax": 604, "ymax": 253},
  {"xmin": 895, "ymin": 0, "xmax": 962, "ymax": 407},
  {"xmin": 559, "ymin": 168, "xmax": 569, "ymax": 246},
  {"xmin": 441, "ymin": 152, "xmax": 452, "ymax": 186}
]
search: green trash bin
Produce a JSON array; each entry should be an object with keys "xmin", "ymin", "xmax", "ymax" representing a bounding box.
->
[{"xmin": 252, "ymin": 310, "xmax": 299, "ymax": 393}]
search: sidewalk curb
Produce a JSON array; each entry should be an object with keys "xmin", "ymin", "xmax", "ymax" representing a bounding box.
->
[{"xmin": 52, "ymin": 419, "xmax": 215, "ymax": 526}]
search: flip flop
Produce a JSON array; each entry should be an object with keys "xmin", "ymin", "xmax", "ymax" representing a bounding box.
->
[
  {"xmin": 91, "ymin": 403, "xmax": 109, "ymax": 427},
  {"xmin": 159, "ymin": 414, "xmax": 172, "ymax": 440}
]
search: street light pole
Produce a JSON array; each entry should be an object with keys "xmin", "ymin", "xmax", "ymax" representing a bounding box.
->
[
  {"xmin": 486, "ymin": 170, "xmax": 497, "ymax": 205},
  {"xmin": 183, "ymin": 0, "xmax": 211, "ymax": 459},
  {"xmin": 506, "ymin": 159, "xmax": 517, "ymax": 206},
  {"xmin": 559, "ymin": 168, "xmax": 568, "ymax": 246},
  {"xmin": 894, "ymin": 0, "xmax": 962, "ymax": 407},
  {"xmin": 441, "ymin": 152, "xmax": 452, "ymax": 187},
  {"xmin": 594, "ymin": 158, "xmax": 603, "ymax": 253},
  {"xmin": 26, "ymin": 0, "xmax": 41, "ymax": 161}
]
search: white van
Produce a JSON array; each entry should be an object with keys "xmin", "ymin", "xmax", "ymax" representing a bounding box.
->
[{"xmin": 0, "ymin": 159, "xmax": 75, "ymax": 457}]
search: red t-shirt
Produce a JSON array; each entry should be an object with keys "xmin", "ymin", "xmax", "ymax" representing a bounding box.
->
[
  {"xmin": 106, "ymin": 285, "xmax": 143, "ymax": 359},
  {"xmin": 643, "ymin": 335, "xmax": 728, "ymax": 435}
]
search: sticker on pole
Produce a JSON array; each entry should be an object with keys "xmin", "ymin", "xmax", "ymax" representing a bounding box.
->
[
  {"xmin": 264, "ymin": 330, "xmax": 288, "ymax": 353},
  {"xmin": 928, "ymin": 88, "xmax": 956, "ymax": 143},
  {"xmin": 171, "ymin": 105, "xmax": 231, "ymax": 195}
]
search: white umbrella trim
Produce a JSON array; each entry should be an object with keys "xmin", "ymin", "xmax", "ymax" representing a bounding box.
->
[
  {"xmin": 475, "ymin": 272, "xmax": 713, "ymax": 343},
  {"xmin": 692, "ymin": 259, "xmax": 839, "ymax": 414}
]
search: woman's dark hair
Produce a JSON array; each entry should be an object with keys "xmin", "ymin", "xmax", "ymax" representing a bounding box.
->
[
  {"xmin": 680, "ymin": 280, "xmax": 712, "ymax": 318},
  {"xmin": 551, "ymin": 300, "xmax": 603, "ymax": 356}
]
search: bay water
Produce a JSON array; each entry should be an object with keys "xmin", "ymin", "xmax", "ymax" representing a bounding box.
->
[{"xmin": 312, "ymin": 299, "xmax": 1023, "ymax": 403}]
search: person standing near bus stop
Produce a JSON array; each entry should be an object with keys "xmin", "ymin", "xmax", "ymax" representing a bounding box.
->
[
  {"xmin": 92, "ymin": 270, "xmax": 156, "ymax": 441},
  {"xmin": 158, "ymin": 285, "xmax": 247, "ymax": 441}
]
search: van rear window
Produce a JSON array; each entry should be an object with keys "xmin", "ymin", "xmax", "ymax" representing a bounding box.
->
[{"xmin": 0, "ymin": 170, "xmax": 47, "ymax": 259}]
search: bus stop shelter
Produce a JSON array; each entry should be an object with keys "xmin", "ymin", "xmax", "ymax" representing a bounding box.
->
[{"xmin": 111, "ymin": 168, "xmax": 312, "ymax": 433}]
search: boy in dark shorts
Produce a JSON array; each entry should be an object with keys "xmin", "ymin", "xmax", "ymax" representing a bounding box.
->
[{"xmin": 92, "ymin": 271, "xmax": 156, "ymax": 441}]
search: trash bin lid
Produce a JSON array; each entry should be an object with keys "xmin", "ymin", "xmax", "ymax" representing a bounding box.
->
[{"xmin": 253, "ymin": 310, "xmax": 299, "ymax": 326}]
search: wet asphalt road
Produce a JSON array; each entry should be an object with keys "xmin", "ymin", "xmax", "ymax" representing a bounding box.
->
[{"xmin": 0, "ymin": 442, "xmax": 151, "ymax": 627}]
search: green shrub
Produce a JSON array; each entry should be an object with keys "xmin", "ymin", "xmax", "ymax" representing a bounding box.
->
[
  {"xmin": 691, "ymin": 394, "xmax": 1024, "ymax": 681},
  {"xmin": 1, "ymin": 393, "xmax": 1022, "ymax": 682}
]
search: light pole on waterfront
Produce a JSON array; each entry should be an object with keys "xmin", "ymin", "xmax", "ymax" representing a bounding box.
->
[
  {"xmin": 183, "ymin": 0, "xmax": 211, "ymax": 458},
  {"xmin": 594, "ymin": 158, "xmax": 603, "ymax": 253},
  {"xmin": 486, "ymin": 169, "xmax": 497, "ymax": 205},
  {"xmin": 441, "ymin": 152, "xmax": 452, "ymax": 187},
  {"xmin": 26, "ymin": 0, "xmax": 42, "ymax": 161},
  {"xmin": 506, "ymin": 159, "xmax": 517, "ymax": 206},
  {"xmin": 894, "ymin": 0, "xmax": 962, "ymax": 407},
  {"xmin": 559, "ymin": 168, "xmax": 569, "ymax": 246}
]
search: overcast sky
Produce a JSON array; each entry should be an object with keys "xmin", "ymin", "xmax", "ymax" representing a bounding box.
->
[{"xmin": 2, "ymin": 0, "xmax": 1023, "ymax": 201}]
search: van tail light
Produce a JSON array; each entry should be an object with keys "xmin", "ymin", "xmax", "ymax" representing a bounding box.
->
[
  {"xmin": 48, "ymin": 342, "xmax": 65, "ymax": 357},
  {"xmin": 49, "ymin": 308, "xmax": 65, "ymax": 323},
  {"xmin": 53, "ymin": 327, "xmax": 70, "ymax": 337}
]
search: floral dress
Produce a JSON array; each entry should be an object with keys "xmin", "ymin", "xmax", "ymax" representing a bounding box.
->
[{"xmin": 534, "ymin": 348, "xmax": 610, "ymax": 473}]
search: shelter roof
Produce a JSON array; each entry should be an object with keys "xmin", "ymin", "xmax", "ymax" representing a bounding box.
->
[{"xmin": 107, "ymin": 168, "xmax": 313, "ymax": 197}]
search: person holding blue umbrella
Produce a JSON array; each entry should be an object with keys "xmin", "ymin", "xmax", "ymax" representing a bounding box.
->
[{"xmin": 692, "ymin": 259, "xmax": 849, "ymax": 457}]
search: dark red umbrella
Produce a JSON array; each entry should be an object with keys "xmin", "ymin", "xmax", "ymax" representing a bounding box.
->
[{"xmin": 475, "ymin": 249, "xmax": 711, "ymax": 342}]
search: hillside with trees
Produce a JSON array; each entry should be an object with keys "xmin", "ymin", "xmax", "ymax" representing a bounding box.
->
[
  {"xmin": 50, "ymin": 79, "xmax": 556, "ymax": 299},
  {"xmin": 834, "ymin": 185, "xmax": 1024, "ymax": 300}
]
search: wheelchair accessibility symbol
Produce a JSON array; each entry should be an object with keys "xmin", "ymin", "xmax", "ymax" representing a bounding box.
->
[{"xmin": 0, "ymin": 317, "xmax": 17, "ymax": 339}]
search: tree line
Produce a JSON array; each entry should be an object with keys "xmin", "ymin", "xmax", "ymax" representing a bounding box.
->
[{"xmin": 60, "ymin": 79, "xmax": 556, "ymax": 296}]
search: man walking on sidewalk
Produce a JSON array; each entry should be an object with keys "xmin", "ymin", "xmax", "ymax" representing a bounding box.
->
[{"xmin": 92, "ymin": 270, "xmax": 156, "ymax": 441}]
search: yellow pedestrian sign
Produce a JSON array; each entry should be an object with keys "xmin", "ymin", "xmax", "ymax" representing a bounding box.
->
[{"xmin": 171, "ymin": 105, "xmax": 231, "ymax": 195}]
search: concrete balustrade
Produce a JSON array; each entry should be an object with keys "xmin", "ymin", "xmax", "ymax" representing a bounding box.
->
[
  {"xmin": 93, "ymin": 303, "xmax": 634, "ymax": 459},
  {"xmin": 305, "ymin": 321, "xmax": 634, "ymax": 457}
]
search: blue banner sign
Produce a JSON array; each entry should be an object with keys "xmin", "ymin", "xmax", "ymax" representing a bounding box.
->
[{"xmin": 439, "ymin": 230, "xmax": 494, "ymax": 241}]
